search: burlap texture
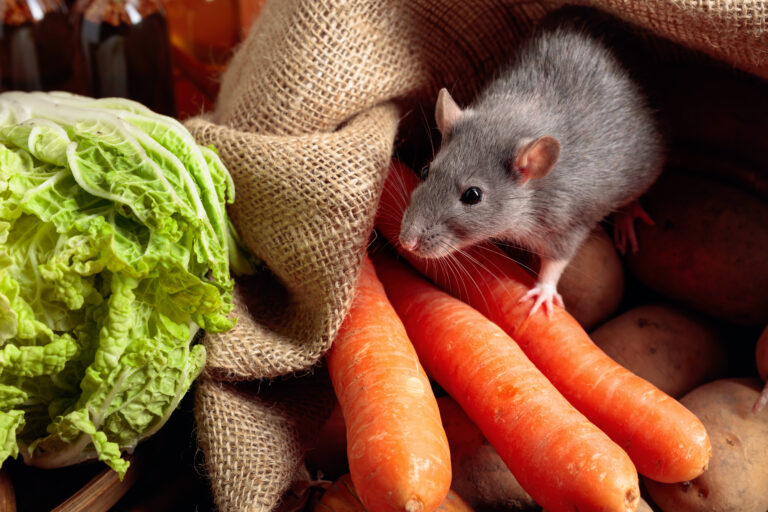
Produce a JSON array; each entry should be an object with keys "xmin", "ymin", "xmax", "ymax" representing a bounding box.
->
[
  {"xmin": 186, "ymin": 103, "xmax": 399, "ymax": 381},
  {"xmin": 193, "ymin": 373, "xmax": 335, "ymax": 512},
  {"xmin": 577, "ymin": 0, "xmax": 767, "ymax": 79},
  {"xmin": 184, "ymin": 1, "xmax": 767, "ymax": 510}
]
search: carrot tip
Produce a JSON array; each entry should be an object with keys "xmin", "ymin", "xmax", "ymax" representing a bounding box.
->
[{"xmin": 404, "ymin": 497, "xmax": 423, "ymax": 512}]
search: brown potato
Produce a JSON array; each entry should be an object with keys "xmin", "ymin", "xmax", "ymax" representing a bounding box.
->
[
  {"xmin": 644, "ymin": 378, "xmax": 768, "ymax": 512},
  {"xmin": 590, "ymin": 304, "xmax": 727, "ymax": 398},
  {"xmin": 559, "ymin": 227, "xmax": 625, "ymax": 330},
  {"xmin": 626, "ymin": 171, "xmax": 768, "ymax": 325}
]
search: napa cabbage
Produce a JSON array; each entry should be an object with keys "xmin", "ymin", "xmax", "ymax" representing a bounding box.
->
[{"xmin": 0, "ymin": 91, "xmax": 244, "ymax": 476}]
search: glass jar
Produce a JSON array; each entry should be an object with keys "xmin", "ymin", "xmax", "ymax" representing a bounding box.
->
[
  {"xmin": 72, "ymin": 0, "xmax": 176, "ymax": 116},
  {"xmin": 161, "ymin": 0, "xmax": 241, "ymax": 119},
  {"xmin": 0, "ymin": 0, "xmax": 77, "ymax": 92}
]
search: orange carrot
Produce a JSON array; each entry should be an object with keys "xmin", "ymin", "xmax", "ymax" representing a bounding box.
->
[
  {"xmin": 371, "ymin": 249, "xmax": 640, "ymax": 512},
  {"xmin": 375, "ymin": 160, "xmax": 711, "ymax": 484},
  {"xmin": 326, "ymin": 255, "xmax": 451, "ymax": 512}
]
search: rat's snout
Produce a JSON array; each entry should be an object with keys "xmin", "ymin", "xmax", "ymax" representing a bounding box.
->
[
  {"xmin": 399, "ymin": 233, "xmax": 421, "ymax": 252},
  {"xmin": 399, "ymin": 210, "xmax": 420, "ymax": 251},
  {"xmin": 400, "ymin": 206, "xmax": 430, "ymax": 254}
]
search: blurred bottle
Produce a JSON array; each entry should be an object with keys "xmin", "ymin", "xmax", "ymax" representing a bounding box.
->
[
  {"xmin": 72, "ymin": 0, "xmax": 176, "ymax": 116},
  {"xmin": 0, "ymin": 0, "xmax": 77, "ymax": 92},
  {"xmin": 162, "ymin": 0, "xmax": 265, "ymax": 119},
  {"xmin": 237, "ymin": 0, "xmax": 265, "ymax": 41},
  {"xmin": 162, "ymin": 0, "xmax": 237, "ymax": 118}
]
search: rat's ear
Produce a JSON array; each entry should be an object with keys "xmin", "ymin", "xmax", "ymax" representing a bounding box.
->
[
  {"xmin": 512, "ymin": 136, "xmax": 560, "ymax": 184},
  {"xmin": 435, "ymin": 88, "xmax": 463, "ymax": 136}
]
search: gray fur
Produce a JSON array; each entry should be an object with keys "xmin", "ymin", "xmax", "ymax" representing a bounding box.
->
[{"xmin": 400, "ymin": 21, "xmax": 664, "ymax": 263}]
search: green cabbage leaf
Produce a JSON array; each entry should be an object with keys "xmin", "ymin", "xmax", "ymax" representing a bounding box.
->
[{"xmin": 0, "ymin": 91, "xmax": 243, "ymax": 477}]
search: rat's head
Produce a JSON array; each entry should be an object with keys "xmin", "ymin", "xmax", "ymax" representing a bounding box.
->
[{"xmin": 399, "ymin": 88, "xmax": 561, "ymax": 258}]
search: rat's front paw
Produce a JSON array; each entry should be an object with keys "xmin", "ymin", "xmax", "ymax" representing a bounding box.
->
[{"xmin": 520, "ymin": 282, "xmax": 564, "ymax": 317}]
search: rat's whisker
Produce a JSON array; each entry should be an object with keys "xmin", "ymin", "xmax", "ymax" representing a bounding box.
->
[
  {"xmin": 487, "ymin": 241, "xmax": 539, "ymax": 277},
  {"xmin": 377, "ymin": 172, "xmax": 411, "ymax": 230},
  {"xmin": 376, "ymin": 208, "xmax": 403, "ymax": 228},
  {"xmin": 438, "ymin": 245, "xmax": 472, "ymax": 307},
  {"xmin": 434, "ymin": 250, "xmax": 461, "ymax": 302},
  {"xmin": 417, "ymin": 102, "xmax": 437, "ymax": 161},
  {"xmin": 449, "ymin": 246, "xmax": 494, "ymax": 316},
  {"xmin": 387, "ymin": 169, "xmax": 409, "ymax": 212},
  {"xmin": 458, "ymin": 243, "xmax": 525, "ymax": 308}
]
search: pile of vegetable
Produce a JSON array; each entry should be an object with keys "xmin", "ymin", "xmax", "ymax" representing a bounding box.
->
[
  {"xmin": 0, "ymin": 91, "xmax": 241, "ymax": 476},
  {"xmin": 306, "ymin": 159, "xmax": 768, "ymax": 512}
]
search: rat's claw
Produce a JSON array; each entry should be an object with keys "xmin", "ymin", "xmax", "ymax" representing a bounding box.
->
[
  {"xmin": 614, "ymin": 201, "xmax": 655, "ymax": 254},
  {"xmin": 520, "ymin": 283, "xmax": 564, "ymax": 318}
]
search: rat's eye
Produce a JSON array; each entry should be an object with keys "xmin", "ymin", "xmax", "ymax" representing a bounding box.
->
[
  {"xmin": 418, "ymin": 165, "xmax": 429, "ymax": 180},
  {"xmin": 460, "ymin": 186, "xmax": 482, "ymax": 205}
]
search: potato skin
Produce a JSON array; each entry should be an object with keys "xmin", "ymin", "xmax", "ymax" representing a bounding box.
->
[
  {"xmin": 644, "ymin": 378, "xmax": 768, "ymax": 512},
  {"xmin": 626, "ymin": 171, "xmax": 768, "ymax": 325},
  {"xmin": 590, "ymin": 304, "xmax": 727, "ymax": 398},
  {"xmin": 559, "ymin": 227, "xmax": 624, "ymax": 331}
]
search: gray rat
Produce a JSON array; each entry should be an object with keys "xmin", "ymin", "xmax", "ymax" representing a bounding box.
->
[{"xmin": 399, "ymin": 19, "xmax": 664, "ymax": 315}]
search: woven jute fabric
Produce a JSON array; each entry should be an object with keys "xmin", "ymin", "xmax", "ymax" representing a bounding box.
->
[
  {"xmin": 578, "ymin": 0, "xmax": 767, "ymax": 80},
  {"xmin": 184, "ymin": 1, "xmax": 767, "ymax": 510},
  {"xmin": 194, "ymin": 374, "xmax": 335, "ymax": 512},
  {"xmin": 186, "ymin": 103, "xmax": 399, "ymax": 381}
]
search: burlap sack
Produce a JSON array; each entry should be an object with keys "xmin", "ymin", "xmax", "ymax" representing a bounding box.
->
[{"xmin": 184, "ymin": 1, "xmax": 767, "ymax": 510}]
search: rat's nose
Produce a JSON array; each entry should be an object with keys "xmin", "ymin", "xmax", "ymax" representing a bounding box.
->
[{"xmin": 400, "ymin": 235, "xmax": 421, "ymax": 251}]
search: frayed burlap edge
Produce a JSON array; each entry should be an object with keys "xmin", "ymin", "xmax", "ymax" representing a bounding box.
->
[
  {"xmin": 194, "ymin": 372, "xmax": 335, "ymax": 512},
  {"xmin": 186, "ymin": 103, "xmax": 400, "ymax": 381}
]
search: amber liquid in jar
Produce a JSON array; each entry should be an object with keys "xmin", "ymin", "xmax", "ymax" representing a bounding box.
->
[
  {"xmin": 74, "ymin": 0, "xmax": 175, "ymax": 116},
  {"xmin": 0, "ymin": 0, "xmax": 76, "ymax": 91},
  {"xmin": 161, "ymin": 0, "xmax": 239, "ymax": 117}
]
